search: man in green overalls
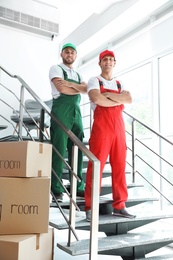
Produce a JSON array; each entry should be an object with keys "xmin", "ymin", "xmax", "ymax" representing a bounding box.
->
[{"xmin": 49, "ymin": 43, "xmax": 87, "ymax": 202}]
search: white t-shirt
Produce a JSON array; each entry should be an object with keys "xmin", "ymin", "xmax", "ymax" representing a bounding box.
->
[
  {"xmin": 87, "ymin": 75, "xmax": 125, "ymax": 111},
  {"xmin": 49, "ymin": 63, "xmax": 84, "ymax": 99}
]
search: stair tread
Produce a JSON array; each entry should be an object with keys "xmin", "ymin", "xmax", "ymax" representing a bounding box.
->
[
  {"xmin": 139, "ymin": 254, "xmax": 173, "ymax": 259},
  {"xmin": 50, "ymin": 211, "xmax": 173, "ymax": 230},
  {"xmin": 50, "ymin": 196, "xmax": 159, "ymax": 207},
  {"xmin": 57, "ymin": 230, "xmax": 173, "ymax": 256},
  {"xmin": 63, "ymin": 168, "xmax": 131, "ymax": 174},
  {"xmin": 65, "ymin": 182, "xmax": 143, "ymax": 189}
]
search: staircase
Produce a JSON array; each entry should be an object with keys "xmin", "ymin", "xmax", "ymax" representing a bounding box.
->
[
  {"xmin": 1, "ymin": 65, "xmax": 173, "ymax": 259},
  {"xmin": 48, "ymin": 113, "xmax": 173, "ymax": 259},
  {"xmin": 49, "ymin": 165, "xmax": 173, "ymax": 259}
]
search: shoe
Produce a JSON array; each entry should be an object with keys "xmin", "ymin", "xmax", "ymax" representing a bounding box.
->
[
  {"xmin": 86, "ymin": 210, "xmax": 91, "ymax": 222},
  {"xmin": 52, "ymin": 193, "xmax": 63, "ymax": 203},
  {"xmin": 76, "ymin": 190, "xmax": 85, "ymax": 198},
  {"xmin": 113, "ymin": 208, "xmax": 136, "ymax": 219}
]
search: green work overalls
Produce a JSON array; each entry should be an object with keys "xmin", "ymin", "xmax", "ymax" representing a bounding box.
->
[{"xmin": 50, "ymin": 66, "xmax": 84, "ymax": 195}]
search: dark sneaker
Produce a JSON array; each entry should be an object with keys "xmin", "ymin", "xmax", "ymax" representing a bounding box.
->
[
  {"xmin": 113, "ymin": 208, "xmax": 136, "ymax": 219},
  {"xmin": 86, "ymin": 210, "xmax": 91, "ymax": 222},
  {"xmin": 76, "ymin": 190, "xmax": 85, "ymax": 199},
  {"xmin": 52, "ymin": 193, "xmax": 63, "ymax": 203}
]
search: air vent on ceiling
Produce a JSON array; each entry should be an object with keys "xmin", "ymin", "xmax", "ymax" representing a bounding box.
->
[{"xmin": 0, "ymin": 6, "xmax": 59, "ymax": 38}]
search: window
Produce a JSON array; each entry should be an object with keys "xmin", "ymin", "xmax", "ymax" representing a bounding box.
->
[
  {"xmin": 118, "ymin": 63, "xmax": 152, "ymax": 127},
  {"xmin": 159, "ymin": 52, "xmax": 173, "ymax": 135}
]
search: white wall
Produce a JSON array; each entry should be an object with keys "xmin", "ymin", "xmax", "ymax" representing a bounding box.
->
[
  {"xmin": 0, "ymin": 25, "xmax": 59, "ymax": 99},
  {"xmin": 0, "ymin": 23, "xmax": 60, "ymax": 136},
  {"xmin": 0, "ymin": 17, "xmax": 82, "ymax": 136}
]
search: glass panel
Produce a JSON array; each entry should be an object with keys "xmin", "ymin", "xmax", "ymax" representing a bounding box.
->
[
  {"xmin": 159, "ymin": 52, "xmax": 173, "ymax": 135},
  {"xmin": 117, "ymin": 63, "xmax": 152, "ymax": 127},
  {"xmin": 159, "ymin": 52, "xmax": 173, "ymax": 209}
]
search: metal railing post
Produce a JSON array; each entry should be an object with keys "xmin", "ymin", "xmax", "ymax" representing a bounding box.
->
[
  {"xmin": 39, "ymin": 108, "xmax": 45, "ymax": 142},
  {"xmin": 89, "ymin": 160, "xmax": 100, "ymax": 260},
  {"xmin": 131, "ymin": 118, "xmax": 136, "ymax": 183},
  {"xmin": 18, "ymin": 84, "xmax": 25, "ymax": 139},
  {"xmin": 68, "ymin": 145, "xmax": 78, "ymax": 245}
]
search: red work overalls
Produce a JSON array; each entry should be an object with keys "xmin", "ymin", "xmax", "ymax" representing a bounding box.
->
[{"xmin": 85, "ymin": 80, "xmax": 128, "ymax": 211}]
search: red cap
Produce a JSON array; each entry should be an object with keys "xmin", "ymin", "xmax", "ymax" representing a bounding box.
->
[{"xmin": 99, "ymin": 50, "xmax": 115, "ymax": 61}]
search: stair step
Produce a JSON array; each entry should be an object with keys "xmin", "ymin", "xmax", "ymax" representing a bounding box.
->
[
  {"xmin": 100, "ymin": 182, "xmax": 143, "ymax": 196},
  {"xmin": 0, "ymin": 135, "xmax": 31, "ymax": 142},
  {"xmin": 57, "ymin": 230, "xmax": 173, "ymax": 256},
  {"xmin": 62, "ymin": 168, "xmax": 131, "ymax": 181},
  {"xmin": 63, "ymin": 159, "xmax": 131, "ymax": 180},
  {"xmin": 64, "ymin": 182, "xmax": 143, "ymax": 196},
  {"xmin": 49, "ymin": 211, "xmax": 173, "ymax": 232},
  {"xmin": 0, "ymin": 135, "xmax": 50, "ymax": 143},
  {"xmin": 50, "ymin": 196, "xmax": 159, "ymax": 210},
  {"xmin": 139, "ymin": 254, "xmax": 173, "ymax": 259}
]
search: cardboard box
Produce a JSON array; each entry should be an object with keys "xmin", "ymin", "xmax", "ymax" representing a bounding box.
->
[
  {"xmin": 0, "ymin": 141, "xmax": 52, "ymax": 177},
  {"xmin": 0, "ymin": 177, "xmax": 50, "ymax": 234},
  {"xmin": 0, "ymin": 227, "xmax": 54, "ymax": 260},
  {"xmin": 35, "ymin": 227, "xmax": 54, "ymax": 260}
]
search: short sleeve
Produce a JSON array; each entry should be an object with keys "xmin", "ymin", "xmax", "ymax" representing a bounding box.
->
[
  {"xmin": 49, "ymin": 65, "xmax": 64, "ymax": 81},
  {"xmin": 87, "ymin": 77, "xmax": 100, "ymax": 93}
]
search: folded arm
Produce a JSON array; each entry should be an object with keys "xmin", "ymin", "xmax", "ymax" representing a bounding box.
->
[
  {"xmin": 52, "ymin": 78, "xmax": 87, "ymax": 95},
  {"xmin": 89, "ymin": 89, "xmax": 121, "ymax": 107},
  {"xmin": 102, "ymin": 90, "xmax": 132, "ymax": 104}
]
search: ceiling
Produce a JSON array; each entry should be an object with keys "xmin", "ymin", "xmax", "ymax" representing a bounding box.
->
[
  {"xmin": 0, "ymin": 0, "xmax": 172, "ymax": 60},
  {"xmin": 30, "ymin": 0, "xmax": 173, "ymax": 59},
  {"xmin": 0, "ymin": 0, "xmax": 127, "ymax": 39},
  {"xmin": 32, "ymin": 0, "xmax": 125, "ymax": 35},
  {"xmin": 29, "ymin": 0, "xmax": 172, "ymax": 36},
  {"xmin": 57, "ymin": 0, "xmax": 173, "ymax": 60}
]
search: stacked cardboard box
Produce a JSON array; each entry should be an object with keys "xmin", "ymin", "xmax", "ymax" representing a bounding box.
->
[{"xmin": 0, "ymin": 141, "xmax": 54, "ymax": 260}]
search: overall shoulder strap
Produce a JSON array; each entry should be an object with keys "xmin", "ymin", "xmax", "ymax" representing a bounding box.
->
[
  {"xmin": 97, "ymin": 77, "xmax": 121, "ymax": 90},
  {"xmin": 76, "ymin": 72, "xmax": 81, "ymax": 83},
  {"xmin": 116, "ymin": 80, "xmax": 121, "ymax": 90},
  {"xmin": 57, "ymin": 65, "xmax": 68, "ymax": 80},
  {"xmin": 58, "ymin": 65, "xmax": 81, "ymax": 83},
  {"xmin": 97, "ymin": 77, "xmax": 103, "ymax": 87}
]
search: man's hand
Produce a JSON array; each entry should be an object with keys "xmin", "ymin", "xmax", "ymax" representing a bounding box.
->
[
  {"xmin": 102, "ymin": 92, "xmax": 110, "ymax": 98},
  {"xmin": 102, "ymin": 90, "xmax": 132, "ymax": 104},
  {"xmin": 53, "ymin": 78, "xmax": 71, "ymax": 88},
  {"xmin": 52, "ymin": 77, "xmax": 87, "ymax": 94},
  {"xmin": 121, "ymin": 90, "xmax": 130, "ymax": 95}
]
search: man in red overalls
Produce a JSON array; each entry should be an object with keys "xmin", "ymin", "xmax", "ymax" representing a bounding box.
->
[{"xmin": 85, "ymin": 50, "xmax": 136, "ymax": 221}]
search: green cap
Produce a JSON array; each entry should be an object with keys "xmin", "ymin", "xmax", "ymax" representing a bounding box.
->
[{"xmin": 61, "ymin": 43, "xmax": 77, "ymax": 52}]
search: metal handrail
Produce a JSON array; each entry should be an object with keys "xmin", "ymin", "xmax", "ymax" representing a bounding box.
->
[
  {"xmin": 0, "ymin": 65, "xmax": 100, "ymax": 260},
  {"xmin": 123, "ymin": 111, "xmax": 173, "ymax": 207},
  {"xmin": 124, "ymin": 111, "xmax": 173, "ymax": 145}
]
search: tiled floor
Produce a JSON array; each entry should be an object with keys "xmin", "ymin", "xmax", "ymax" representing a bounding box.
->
[{"xmin": 50, "ymin": 207, "xmax": 173, "ymax": 260}]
